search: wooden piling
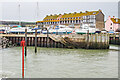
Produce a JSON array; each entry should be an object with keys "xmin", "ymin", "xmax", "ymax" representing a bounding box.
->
[
  {"xmin": 46, "ymin": 29, "xmax": 49, "ymax": 48},
  {"xmin": 29, "ymin": 37, "xmax": 31, "ymax": 46},
  {"xmin": 35, "ymin": 30, "xmax": 37, "ymax": 53},
  {"xmin": 41, "ymin": 37, "xmax": 43, "ymax": 47},
  {"xmin": 119, "ymin": 33, "xmax": 120, "ymax": 45},
  {"xmin": 86, "ymin": 30, "xmax": 89, "ymax": 49},
  {"xmin": 40, "ymin": 37, "xmax": 42, "ymax": 47},
  {"xmin": 32, "ymin": 37, "xmax": 34, "ymax": 46},
  {"xmin": 25, "ymin": 29, "xmax": 27, "ymax": 56},
  {"xmin": 38, "ymin": 37, "xmax": 40, "ymax": 47},
  {"xmin": 113, "ymin": 33, "xmax": 116, "ymax": 44}
]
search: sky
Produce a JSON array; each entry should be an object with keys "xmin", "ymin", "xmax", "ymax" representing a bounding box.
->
[{"xmin": 0, "ymin": 1, "xmax": 119, "ymax": 22}]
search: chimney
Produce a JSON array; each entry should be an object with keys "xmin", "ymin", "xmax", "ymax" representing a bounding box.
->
[
  {"xmin": 74, "ymin": 12, "xmax": 77, "ymax": 14},
  {"xmin": 108, "ymin": 16, "xmax": 111, "ymax": 20},
  {"xmin": 86, "ymin": 11, "xmax": 88, "ymax": 13},
  {"xmin": 99, "ymin": 9, "xmax": 102, "ymax": 12},
  {"xmin": 80, "ymin": 11, "xmax": 82, "ymax": 13},
  {"xmin": 64, "ymin": 13, "xmax": 67, "ymax": 15},
  {"xmin": 113, "ymin": 16, "xmax": 115, "ymax": 19}
]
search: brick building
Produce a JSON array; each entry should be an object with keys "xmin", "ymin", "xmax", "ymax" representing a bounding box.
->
[
  {"xmin": 37, "ymin": 9, "xmax": 104, "ymax": 30},
  {"xmin": 105, "ymin": 16, "xmax": 120, "ymax": 32}
]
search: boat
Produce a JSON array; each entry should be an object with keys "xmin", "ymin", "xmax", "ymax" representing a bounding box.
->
[
  {"xmin": 0, "ymin": 27, "xmax": 5, "ymax": 34},
  {"xmin": 0, "ymin": 26, "xmax": 11, "ymax": 34},
  {"xmin": 42, "ymin": 25, "xmax": 73, "ymax": 34},
  {"xmin": 9, "ymin": 26, "xmax": 41, "ymax": 34},
  {"xmin": 74, "ymin": 24, "xmax": 97, "ymax": 34}
]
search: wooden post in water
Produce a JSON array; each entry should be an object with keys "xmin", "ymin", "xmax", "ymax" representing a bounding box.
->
[
  {"xmin": 46, "ymin": 29, "xmax": 49, "ymax": 48},
  {"xmin": 107, "ymin": 33, "xmax": 109, "ymax": 49},
  {"xmin": 113, "ymin": 33, "xmax": 116, "ymax": 44},
  {"xmin": 100, "ymin": 33, "xmax": 102, "ymax": 43},
  {"xmin": 95, "ymin": 33, "xmax": 98, "ymax": 48},
  {"xmin": 25, "ymin": 29, "xmax": 27, "ymax": 57},
  {"xmin": 86, "ymin": 30, "xmax": 89, "ymax": 49},
  {"xmin": 35, "ymin": 30, "xmax": 37, "ymax": 53}
]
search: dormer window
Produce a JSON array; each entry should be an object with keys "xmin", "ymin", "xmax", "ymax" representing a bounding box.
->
[
  {"xmin": 93, "ymin": 12, "xmax": 96, "ymax": 14},
  {"xmin": 116, "ymin": 19, "xmax": 118, "ymax": 22}
]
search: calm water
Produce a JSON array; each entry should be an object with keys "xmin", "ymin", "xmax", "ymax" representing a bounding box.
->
[{"xmin": 0, "ymin": 47, "xmax": 118, "ymax": 78}]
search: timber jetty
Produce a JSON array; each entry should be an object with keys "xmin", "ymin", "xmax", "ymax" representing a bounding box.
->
[{"xmin": 0, "ymin": 33, "xmax": 110, "ymax": 49}]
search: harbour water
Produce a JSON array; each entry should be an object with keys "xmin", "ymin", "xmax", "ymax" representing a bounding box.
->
[{"xmin": 0, "ymin": 46, "xmax": 118, "ymax": 78}]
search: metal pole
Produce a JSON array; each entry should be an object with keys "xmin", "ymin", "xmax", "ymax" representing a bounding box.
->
[
  {"xmin": 35, "ymin": 30, "xmax": 37, "ymax": 53},
  {"xmin": 21, "ymin": 40, "xmax": 25, "ymax": 78},
  {"xmin": 18, "ymin": 3, "xmax": 21, "ymax": 26},
  {"xmin": 22, "ymin": 45, "xmax": 24, "ymax": 78}
]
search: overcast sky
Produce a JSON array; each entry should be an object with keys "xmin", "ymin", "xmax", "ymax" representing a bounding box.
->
[{"xmin": 0, "ymin": 1, "xmax": 119, "ymax": 22}]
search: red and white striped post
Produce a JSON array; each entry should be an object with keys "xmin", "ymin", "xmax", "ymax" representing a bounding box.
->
[{"xmin": 21, "ymin": 39, "xmax": 25, "ymax": 78}]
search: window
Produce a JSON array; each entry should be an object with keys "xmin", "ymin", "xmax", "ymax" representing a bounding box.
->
[
  {"xmin": 110, "ymin": 27, "xmax": 112, "ymax": 29},
  {"xmin": 93, "ymin": 12, "xmax": 96, "ymax": 14},
  {"xmin": 111, "ymin": 23, "xmax": 112, "ymax": 25},
  {"xmin": 90, "ymin": 15, "xmax": 95, "ymax": 18},
  {"xmin": 90, "ymin": 23, "xmax": 95, "ymax": 27}
]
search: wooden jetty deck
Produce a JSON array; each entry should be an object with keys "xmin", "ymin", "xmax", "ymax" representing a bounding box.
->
[{"xmin": 0, "ymin": 33, "xmax": 110, "ymax": 49}]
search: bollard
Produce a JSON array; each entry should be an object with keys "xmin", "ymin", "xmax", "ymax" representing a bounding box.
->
[{"xmin": 21, "ymin": 39, "xmax": 25, "ymax": 78}]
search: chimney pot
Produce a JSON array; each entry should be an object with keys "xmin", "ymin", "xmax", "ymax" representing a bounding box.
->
[
  {"xmin": 80, "ymin": 11, "xmax": 82, "ymax": 13},
  {"xmin": 113, "ymin": 16, "xmax": 115, "ymax": 19}
]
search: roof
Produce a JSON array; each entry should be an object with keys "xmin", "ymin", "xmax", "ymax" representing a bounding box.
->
[
  {"xmin": 37, "ymin": 9, "xmax": 102, "ymax": 23},
  {"xmin": 36, "ymin": 21, "xmax": 44, "ymax": 23},
  {"xmin": 44, "ymin": 15, "xmax": 59, "ymax": 20},
  {"xmin": 43, "ymin": 10, "xmax": 100, "ymax": 20},
  {"xmin": 111, "ymin": 18, "xmax": 120, "ymax": 24},
  {"xmin": 61, "ymin": 11, "xmax": 99, "ymax": 18}
]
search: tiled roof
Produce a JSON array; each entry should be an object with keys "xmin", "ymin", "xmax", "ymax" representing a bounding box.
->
[
  {"xmin": 61, "ymin": 11, "xmax": 99, "ymax": 18},
  {"xmin": 111, "ymin": 18, "xmax": 120, "ymax": 24},
  {"xmin": 44, "ymin": 10, "xmax": 99, "ymax": 20},
  {"xmin": 37, "ymin": 10, "xmax": 102, "ymax": 23},
  {"xmin": 44, "ymin": 15, "xmax": 59, "ymax": 20}
]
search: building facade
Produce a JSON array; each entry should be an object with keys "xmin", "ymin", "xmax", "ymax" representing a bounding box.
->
[
  {"xmin": 37, "ymin": 9, "xmax": 104, "ymax": 30},
  {"xmin": 105, "ymin": 16, "xmax": 120, "ymax": 32}
]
